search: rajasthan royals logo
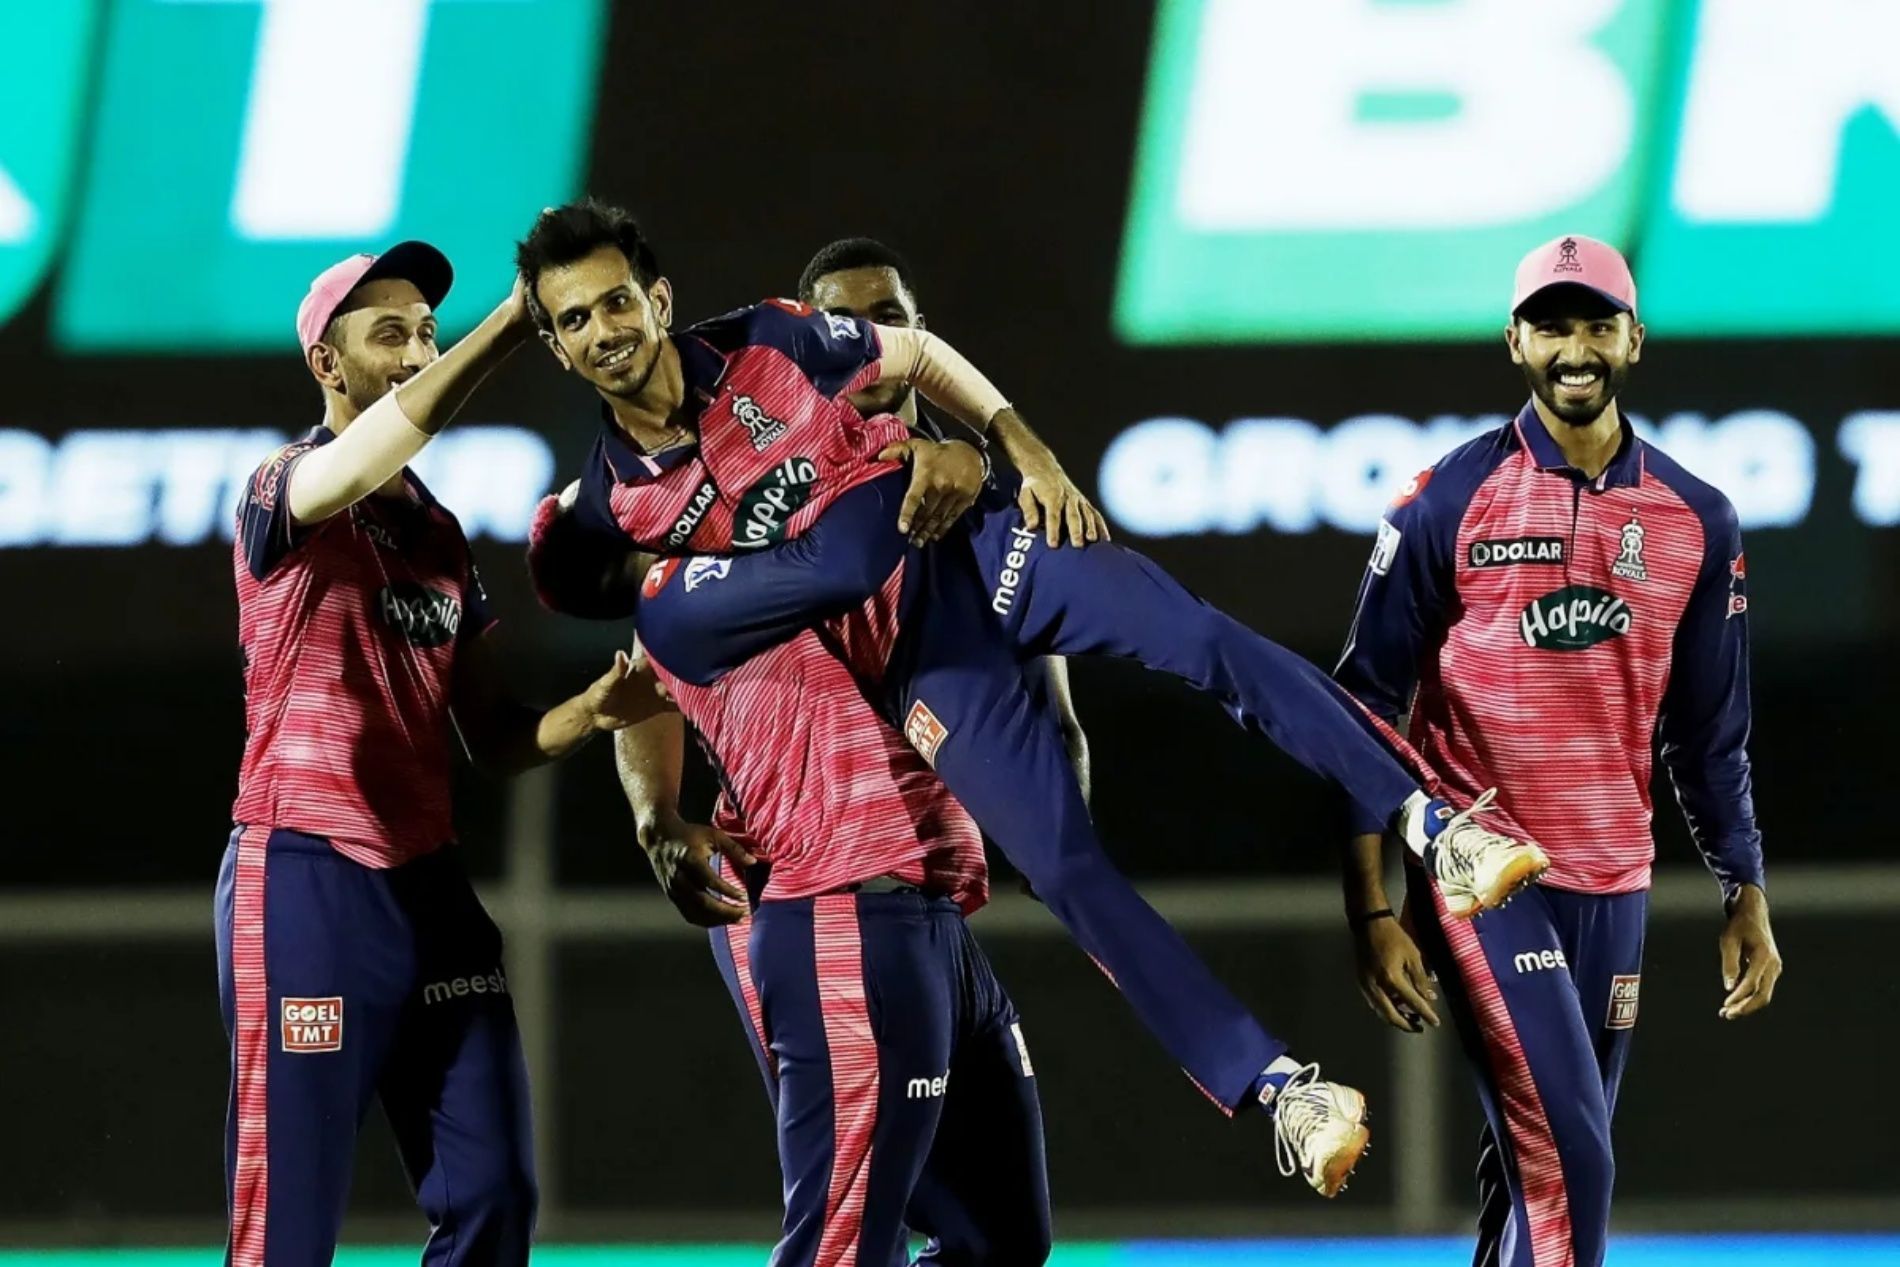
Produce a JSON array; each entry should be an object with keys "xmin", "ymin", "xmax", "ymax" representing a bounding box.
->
[
  {"xmin": 1611, "ymin": 512, "xmax": 1647, "ymax": 582},
  {"xmin": 731, "ymin": 393, "xmax": 788, "ymax": 452},
  {"xmin": 1555, "ymin": 237, "xmax": 1584, "ymax": 274}
]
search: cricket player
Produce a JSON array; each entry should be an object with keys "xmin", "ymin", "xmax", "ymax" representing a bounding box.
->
[
  {"xmin": 616, "ymin": 238, "xmax": 1090, "ymax": 1265},
  {"xmin": 219, "ymin": 244, "xmax": 648, "ymax": 1267},
  {"xmin": 1334, "ymin": 236, "xmax": 1784, "ymax": 1267},
  {"xmin": 516, "ymin": 202, "xmax": 1545, "ymax": 1195}
]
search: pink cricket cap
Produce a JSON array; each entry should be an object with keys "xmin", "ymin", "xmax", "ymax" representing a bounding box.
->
[
  {"xmin": 1510, "ymin": 234, "xmax": 1636, "ymax": 318},
  {"xmin": 295, "ymin": 240, "xmax": 454, "ymax": 351}
]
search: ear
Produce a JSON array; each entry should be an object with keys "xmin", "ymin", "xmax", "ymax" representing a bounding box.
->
[
  {"xmin": 539, "ymin": 329, "xmax": 573, "ymax": 372},
  {"xmin": 913, "ymin": 310, "xmax": 928, "ymax": 332},
  {"xmin": 306, "ymin": 341, "xmax": 345, "ymax": 391},
  {"xmin": 649, "ymin": 276, "xmax": 675, "ymax": 330},
  {"xmin": 1504, "ymin": 321, "xmax": 1525, "ymax": 366},
  {"xmin": 1627, "ymin": 319, "xmax": 1645, "ymax": 365}
]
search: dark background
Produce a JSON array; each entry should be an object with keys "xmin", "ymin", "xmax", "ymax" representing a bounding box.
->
[{"xmin": 2, "ymin": 0, "xmax": 1894, "ymax": 1241}]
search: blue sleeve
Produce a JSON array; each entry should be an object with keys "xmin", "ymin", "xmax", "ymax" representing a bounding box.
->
[
  {"xmin": 1656, "ymin": 498, "xmax": 1764, "ymax": 905},
  {"xmin": 1332, "ymin": 458, "xmax": 1478, "ymax": 835},
  {"xmin": 634, "ymin": 473, "xmax": 910, "ymax": 686},
  {"xmin": 704, "ymin": 301, "xmax": 882, "ymax": 398},
  {"xmin": 235, "ymin": 441, "xmax": 315, "ymax": 581}
]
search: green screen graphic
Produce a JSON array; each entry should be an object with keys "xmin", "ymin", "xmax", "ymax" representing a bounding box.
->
[
  {"xmin": 45, "ymin": 0, "xmax": 606, "ymax": 351},
  {"xmin": 1116, "ymin": 0, "xmax": 1900, "ymax": 343},
  {"xmin": 0, "ymin": 5, "xmax": 103, "ymax": 328}
]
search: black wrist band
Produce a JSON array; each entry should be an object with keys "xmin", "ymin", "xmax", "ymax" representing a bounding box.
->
[{"xmin": 1350, "ymin": 908, "xmax": 1396, "ymax": 928}]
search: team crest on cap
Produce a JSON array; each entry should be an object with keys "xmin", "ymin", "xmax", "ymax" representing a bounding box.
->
[{"xmin": 1555, "ymin": 238, "xmax": 1584, "ymax": 274}]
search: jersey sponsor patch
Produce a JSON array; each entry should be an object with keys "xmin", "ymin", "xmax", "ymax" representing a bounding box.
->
[
  {"xmin": 1468, "ymin": 536, "xmax": 1565, "ymax": 569},
  {"xmin": 281, "ymin": 996, "xmax": 343, "ymax": 1053},
  {"xmin": 1010, "ymin": 1021, "xmax": 1036, "ymax": 1077},
  {"xmin": 377, "ymin": 583, "xmax": 463, "ymax": 648},
  {"xmin": 1369, "ymin": 518, "xmax": 1401, "ymax": 576},
  {"xmin": 642, "ymin": 557, "xmax": 681, "ymax": 599},
  {"xmin": 683, "ymin": 556, "xmax": 731, "ymax": 591},
  {"xmin": 250, "ymin": 444, "xmax": 298, "ymax": 511},
  {"xmin": 664, "ymin": 480, "xmax": 720, "ymax": 550},
  {"xmin": 904, "ymin": 699, "xmax": 949, "ymax": 765},
  {"xmin": 734, "ymin": 456, "xmax": 818, "ymax": 550},
  {"xmin": 1607, "ymin": 974, "xmax": 1641, "ymax": 1029},
  {"xmin": 1727, "ymin": 551, "xmax": 1748, "ymax": 619},
  {"xmin": 1390, "ymin": 466, "xmax": 1434, "ymax": 509},
  {"xmin": 1519, "ymin": 585, "xmax": 1632, "ymax": 650}
]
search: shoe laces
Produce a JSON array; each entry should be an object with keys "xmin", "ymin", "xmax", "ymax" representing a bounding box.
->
[
  {"xmin": 1272, "ymin": 1063, "xmax": 1336, "ymax": 1178},
  {"xmin": 1433, "ymin": 788, "xmax": 1516, "ymax": 885}
]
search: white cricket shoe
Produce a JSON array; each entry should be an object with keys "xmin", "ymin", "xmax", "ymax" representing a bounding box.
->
[
  {"xmin": 1271, "ymin": 1064, "xmax": 1370, "ymax": 1198},
  {"xmin": 1428, "ymin": 788, "xmax": 1550, "ymax": 918}
]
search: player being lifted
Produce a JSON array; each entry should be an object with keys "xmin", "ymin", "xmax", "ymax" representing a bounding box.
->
[
  {"xmin": 220, "ymin": 245, "xmax": 649, "ymax": 1267},
  {"xmin": 517, "ymin": 200, "xmax": 1549, "ymax": 1193},
  {"xmin": 614, "ymin": 238, "xmax": 1092, "ymax": 1266},
  {"xmin": 1335, "ymin": 237, "xmax": 1783, "ymax": 1267}
]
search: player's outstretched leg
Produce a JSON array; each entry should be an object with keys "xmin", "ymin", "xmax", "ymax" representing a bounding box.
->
[
  {"xmin": 883, "ymin": 570, "xmax": 1369, "ymax": 1196},
  {"xmin": 963, "ymin": 488, "xmax": 1548, "ymax": 915}
]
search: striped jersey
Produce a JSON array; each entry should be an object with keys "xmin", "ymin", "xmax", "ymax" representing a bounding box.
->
[
  {"xmin": 231, "ymin": 426, "xmax": 494, "ymax": 867},
  {"xmin": 570, "ymin": 300, "xmax": 912, "ymax": 558},
  {"xmin": 641, "ymin": 556, "xmax": 987, "ymax": 912},
  {"xmin": 1335, "ymin": 403, "xmax": 1763, "ymax": 899}
]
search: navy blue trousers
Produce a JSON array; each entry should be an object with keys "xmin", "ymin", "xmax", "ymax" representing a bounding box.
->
[
  {"xmin": 1408, "ymin": 868, "xmax": 1646, "ymax": 1267},
  {"xmin": 215, "ymin": 827, "xmax": 535, "ymax": 1267},
  {"xmin": 642, "ymin": 474, "xmax": 1425, "ymax": 1110},
  {"xmin": 717, "ymin": 890, "xmax": 1050, "ymax": 1267}
]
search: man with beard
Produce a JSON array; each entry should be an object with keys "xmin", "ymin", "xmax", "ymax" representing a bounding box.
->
[
  {"xmin": 518, "ymin": 202, "xmax": 1547, "ymax": 1213},
  {"xmin": 1333, "ymin": 236, "xmax": 1783, "ymax": 1267},
  {"xmin": 222, "ymin": 245, "xmax": 650, "ymax": 1267}
]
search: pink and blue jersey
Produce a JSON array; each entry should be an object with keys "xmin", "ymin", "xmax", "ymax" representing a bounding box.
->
[
  {"xmin": 231, "ymin": 426, "xmax": 495, "ymax": 867},
  {"xmin": 1336, "ymin": 402, "xmax": 1762, "ymax": 899},
  {"xmin": 568, "ymin": 299, "xmax": 911, "ymax": 557}
]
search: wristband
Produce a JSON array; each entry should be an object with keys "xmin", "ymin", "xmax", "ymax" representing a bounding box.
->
[{"xmin": 1349, "ymin": 908, "xmax": 1396, "ymax": 928}]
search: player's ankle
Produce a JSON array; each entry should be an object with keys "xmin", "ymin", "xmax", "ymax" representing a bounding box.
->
[{"xmin": 1253, "ymin": 1054, "xmax": 1305, "ymax": 1113}]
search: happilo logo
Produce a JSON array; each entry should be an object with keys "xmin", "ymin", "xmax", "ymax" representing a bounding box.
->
[
  {"xmin": 423, "ymin": 969, "xmax": 509, "ymax": 1007},
  {"xmin": 905, "ymin": 699, "xmax": 950, "ymax": 766},
  {"xmin": 731, "ymin": 393, "xmax": 788, "ymax": 452},
  {"xmin": 378, "ymin": 583, "xmax": 463, "ymax": 648},
  {"xmin": 991, "ymin": 525, "xmax": 1038, "ymax": 615},
  {"xmin": 281, "ymin": 996, "xmax": 343, "ymax": 1053},
  {"xmin": 907, "ymin": 1071, "xmax": 950, "ymax": 1100},
  {"xmin": 1513, "ymin": 948, "xmax": 1570, "ymax": 974},
  {"xmin": 1606, "ymin": 973, "xmax": 1641, "ymax": 1029},
  {"xmin": 664, "ymin": 479, "xmax": 720, "ymax": 551},
  {"xmin": 734, "ymin": 457, "xmax": 818, "ymax": 550},
  {"xmin": 1519, "ymin": 585, "xmax": 1632, "ymax": 651}
]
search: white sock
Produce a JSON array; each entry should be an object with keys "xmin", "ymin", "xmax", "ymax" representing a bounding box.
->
[{"xmin": 1398, "ymin": 790, "xmax": 1434, "ymax": 856}]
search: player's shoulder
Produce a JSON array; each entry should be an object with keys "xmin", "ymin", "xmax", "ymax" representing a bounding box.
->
[
  {"xmin": 1638, "ymin": 437, "xmax": 1740, "ymax": 537},
  {"xmin": 245, "ymin": 434, "xmax": 321, "ymax": 503},
  {"xmin": 1385, "ymin": 426, "xmax": 1515, "ymax": 527},
  {"xmin": 684, "ymin": 299, "xmax": 871, "ymax": 362}
]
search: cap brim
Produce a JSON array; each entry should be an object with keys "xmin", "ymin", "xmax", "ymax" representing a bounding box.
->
[
  {"xmin": 1512, "ymin": 280, "xmax": 1632, "ymax": 318},
  {"xmin": 357, "ymin": 240, "xmax": 455, "ymax": 311}
]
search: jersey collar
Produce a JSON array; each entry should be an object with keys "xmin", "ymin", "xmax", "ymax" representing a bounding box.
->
[{"xmin": 1512, "ymin": 400, "xmax": 1645, "ymax": 490}]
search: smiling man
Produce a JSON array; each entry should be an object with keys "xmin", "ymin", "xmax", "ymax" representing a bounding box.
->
[{"xmin": 1334, "ymin": 236, "xmax": 1782, "ymax": 1267}]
